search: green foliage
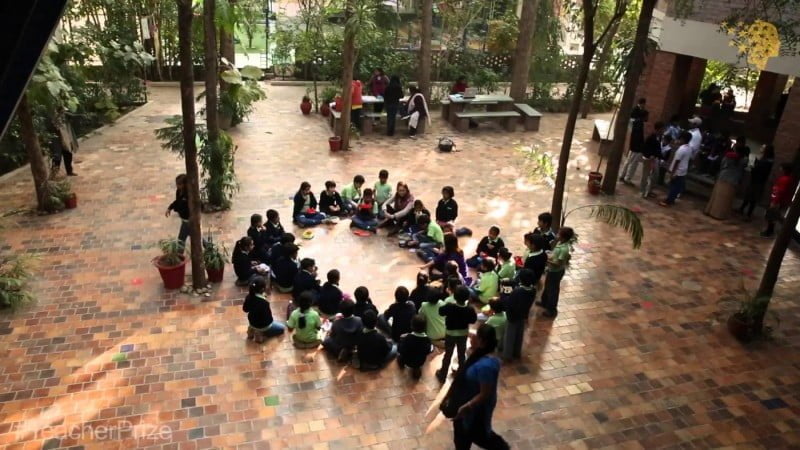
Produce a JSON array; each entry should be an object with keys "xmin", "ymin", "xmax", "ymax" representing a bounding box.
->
[
  {"xmin": 28, "ymin": 43, "xmax": 79, "ymax": 113},
  {"xmin": 203, "ymin": 235, "xmax": 230, "ymax": 270},
  {"xmin": 486, "ymin": 11, "xmax": 519, "ymax": 54},
  {"xmin": 0, "ymin": 254, "xmax": 36, "ymax": 311},
  {"xmin": 39, "ymin": 179, "xmax": 73, "ymax": 213},
  {"xmin": 219, "ymin": 64, "xmax": 267, "ymax": 126},
  {"xmin": 518, "ymin": 145, "xmax": 555, "ymax": 187},
  {"xmin": 714, "ymin": 281, "xmax": 781, "ymax": 337},
  {"xmin": 158, "ymin": 238, "xmax": 186, "ymax": 267},
  {"xmin": 701, "ymin": 60, "xmax": 758, "ymax": 98},
  {"xmin": 321, "ymin": 86, "xmax": 339, "ymax": 103},
  {"xmin": 563, "ymin": 204, "xmax": 643, "ymax": 249}
]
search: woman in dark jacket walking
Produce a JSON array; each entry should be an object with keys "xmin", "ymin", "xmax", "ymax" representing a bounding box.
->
[
  {"xmin": 384, "ymin": 76, "xmax": 404, "ymax": 136},
  {"xmin": 165, "ymin": 174, "xmax": 190, "ymax": 243},
  {"xmin": 738, "ymin": 144, "xmax": 775, "ymax": 219}
]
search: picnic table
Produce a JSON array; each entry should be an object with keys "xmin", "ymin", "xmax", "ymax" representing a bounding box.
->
[{"xmin": 446, "ymin": 94, "xmax": 514, "ymax": 125}]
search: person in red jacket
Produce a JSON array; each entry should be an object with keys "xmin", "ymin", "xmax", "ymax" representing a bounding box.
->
[
  {"xmin": 761, "ymin": 163, "xmax": 796, "ymax": 237},
  {"xmin": 351, "ymin": 79, "xmax": 363, "ymax": 131}
]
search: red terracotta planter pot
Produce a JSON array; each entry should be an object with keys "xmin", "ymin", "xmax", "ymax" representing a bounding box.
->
[
  {"xmin": 206, "ymin": 266, "xmax": 224, "ymax": 283},
  {"xmin": 328, "ymin": 136, "xmax": 342, "ymax": 152},
  {"xmin": 300, "ymin": 101, "xmax": 312, "ymax": 115},
  {"xmin": 153, "ymin": 256, "xmax": 187, "ymax": 290},
  {"xmin": 64, "ymin": 193, "xmax": 77, "ymax": 209}
]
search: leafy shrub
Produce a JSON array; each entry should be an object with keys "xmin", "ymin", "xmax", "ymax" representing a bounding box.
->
[{"xmin": 0, "ymin": 254, "xmax": 36, "ymax": 311}]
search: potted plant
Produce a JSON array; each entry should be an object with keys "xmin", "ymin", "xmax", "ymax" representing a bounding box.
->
[
  {"xmin": 0, "ymin": 254, "xmax": 35, "ymax": 311},
  {"xmin": 219, "ymin": 64, "xmax": 266, "ymax": 129},
  {"xmin": 38, "ymin": 179, "xmax": 73, "ymax": 213},
  {"xmin": 715, "ymin": 285, "xmax": 779, "ymax": 342},
  {"xmin": 320, "ymin": 87, "xmax": 338, "ymax": 117},
  {"xmin": 153, "ymin": 238, "xmax": 187, "ymax": 290},
  {"xmin": 300, "ymin": 95, "xmax": 313, "ymax": 115},
  {"xmin": 203, "ymin": 236, "xmax": 229, "ymax": 283}
]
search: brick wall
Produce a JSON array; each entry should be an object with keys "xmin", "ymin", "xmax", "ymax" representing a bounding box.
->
[
  {"xmin": 664, "ymin": 0, "xmax": 800, "ymax": 25},
  {"xmin": 773, "ymin": 86, "xmax": 800, "ymax": 165}
]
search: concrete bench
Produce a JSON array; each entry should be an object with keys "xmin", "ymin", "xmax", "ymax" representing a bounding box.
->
[
  {"xmin": 440, "ymin": 99, "xmax": 451, "ymax": 120},
  {"xmin": 454, "ymin": 111, "xmax": 520, "ymax": 132},
  {"xmin": 329, "ymin": 109, "xmax": 341, "ymax": 131},
  {"xmin": 513, "ymin": 103, "xmax": 542, "ymax": 131},
  {"xmin": 592, "ymin": 119, "xmax": 613, "ymax": 142}
]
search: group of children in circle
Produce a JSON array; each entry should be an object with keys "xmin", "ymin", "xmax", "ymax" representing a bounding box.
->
[{"xmin": 231, "ymin": 169, "xmax": 575, "ymax": 381}]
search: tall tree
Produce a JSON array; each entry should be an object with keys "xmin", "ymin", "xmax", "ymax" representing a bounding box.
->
[
  {"xmin": 336, "ymin": 0, "xmax": 356, "ymax": 150},
  {"xmin": 17, "ymin": 95, "xmax": 49, "ymax": 211},
  {"xmin": 509, "ymin": 0, "xmax": 540, "ymax": 102},
  {"xmin": 600, "ymin": 0, "xmax": 656, "ymax": 194},
  {"xmin": 756, "ymin": 185, "xmax": 800, "ymax": 311},
  {"xmin": 204, "ymin": 0, "xmax": 225, "ymax": 208},
  {"xmin": 418, "ymin": 0, "xmax": 433, "ymax": 100},
  {"xmin": 177, "ymin": 0, "xmax": 207, "ymax": 288},
  {"xmin": 550, "ymin": 0, "xmax": 628, "ymax": 229},
  {"xmin": 219, "ymin": 0, "xmax": 237, "ymax": 65},
  {"xmin": 580, "ymin": 18, "xmax": 620, "ymax": 118}
]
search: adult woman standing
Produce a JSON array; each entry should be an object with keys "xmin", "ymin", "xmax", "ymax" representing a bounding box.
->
[
  {"xmin": 406, "ymin": 86, "xmax": 429, "ymax": 139},
  {"xmin": 705, "ymin": 137, "xmax": 749, "ymax": 219},
  {"xmin": 379, "ymin": 182, "xmax": 415, "ymax": 234},
  {"xmin": 443, "ymin": 324, "xmax": 509, "ymax": 450},
  {"xmin": 384, "ymin": 76, "xmax": 404, "ymax": 136},
  {"xmin": 738, "ymin": 144, "xmax": 775, "ymax": 219},
  {"xmin": 368, "ymin": 68, "xmax": 389, "ymax": 114}
]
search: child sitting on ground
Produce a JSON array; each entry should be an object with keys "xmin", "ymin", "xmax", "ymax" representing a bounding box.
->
[
  {"xmin": 409, "ymin": 271, "xmax": 441, "ymax": 311},
  {"xmin": 319, "ymin": 180, "xmax": 345, "ymax": 217},
  {"xmin": 435, "ymin": 186, "xmax": 458, "ymax": 227},
  {"xmin": 351, "ymin": 188, "xmax": 379, "ymax": 232},
  {"xmin": 340, "ymin": 175, "xmax": 365, "ymax": 214},
  {"xmin": 355, "ymin": 310, "xmax": 397, "ymax": 371},
  {"xmin": 374, "ymin": 169, "xmax": 392, "ymax": 208},
  {"xmin": 406, "ymin": 214, "xmax": 444, "ymax": 262},
  {"xmin": 397, "ymin": 315, "xmax": 433, "ymax": 379},
  {"xmin": 286, "ymin": 291, "xmax": 322, "ymax": 348},
  {"xmin": 418, "ymin": 290, "xmax": 447, "ymax": 345},
  {"xmin": 471, "ymin": 257, "xmax": 499, "ymax": 305},
  {"xmin": 467, "ymin": 226, "xmax": 505, "ymax": 268},
  {"xmin": 247, "ymin": 213, "xmax": 269, "ymax": 263},
  {"xmin": 353, "ymin": 286, "xmax": 378, "ymax": 319},
  {"xmin": 293, "ymin": 181, "xmax": 327, "ymax": 227},
  {"xmin": 401, "ymin": 199, "xmax": 431, "ymax": 234},
  {"xmin": 436, "ymin": 286, "xmax": 477, "ymax": 382},
  {"xmin": 243, "ymin": 276, "xmax": 285, "ymax": 342},
  {"xmin": 495, "ymin": 247, "xmax": 516, "ymax": 282},
  {"xmin": 378, "ymin": 286, "xmax": 416, "ymax": 342},
  {"xmin": 293, "ymin": 258, "xmax": 320, "ymax": 302},
  {"xmin": 263, "ymin": 209, "xmax": 284, "ymax": 247},
  {"xmin": 317, "ymin": 269, "xmax": 343, "ymax": 317},
  {"xmin": 268, "ymin": 232, "xmax": 295, "ymax": 265},
  {"xmin": 322, "ymin": 298, "xmax": 363, "ymax": 361},
  {"xmin": 233, "ymin": 236, "xmax": 269, "ymax": 286},
  {"xmin": 272, "ymin": 243, "xmax": 299, "ymax": 293}
]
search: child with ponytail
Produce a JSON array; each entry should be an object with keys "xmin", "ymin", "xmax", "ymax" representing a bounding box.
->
[
  {"xmin": 232, "ymin": 236, "xmax": 269, "ymax": 285},
  {"xmin": 286, "ymin": 291, "xmax": 322, "ymax": 348},
  {"xmin": 243, "ymin": 276, "xmax": 285, "ymax": 343}
]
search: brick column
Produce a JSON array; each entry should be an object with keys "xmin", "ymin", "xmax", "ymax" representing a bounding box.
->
[
  {"xmin": 678, "ymin": 56, "xmax": 707, "ymax": 118},
  {"xmin": 773, "ymin": 86, "xmax": 800, "ymax": 164},
  {"xmin": 636, "ymin": 50, "xmax": 681, "ymax": 132},
  {"xmin": 747, "ymin": 71, "xmax": 789, "ymax": 137}
]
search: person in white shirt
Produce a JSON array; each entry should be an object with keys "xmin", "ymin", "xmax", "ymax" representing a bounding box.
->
[
  {"xmin": 660, "ymin": 131, "xmax": 693, "ymax": 206},
  {"xmin": 687, "ymin": 116, "xmax": 703, "ymax": 158}
]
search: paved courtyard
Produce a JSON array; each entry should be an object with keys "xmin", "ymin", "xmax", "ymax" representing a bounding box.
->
[{"xmin": 0, "ymin": 84, "xmax": 799, "ymax": 450}]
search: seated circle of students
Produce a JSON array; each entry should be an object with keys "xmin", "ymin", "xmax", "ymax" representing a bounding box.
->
[
  {"xmin": 436, "ymin": 286, "xmax": 478, "ymax": 383},
  {"xmin": 409, "ymin": 271, "xmax": 441, "ymax": 311},
  {"xmin": 340, "ymin": 175, "xmax": 365, "ymax": 214},
  {"xmin": 286, "ymin": 291, "xmax": 322, "ymax": 348},
  {"xmin": 293, "ymin": 258, "xmax": 321, "ymax": 302},
  {"xmin": 272, "ymin": 243, "xmax": 299, "ymax": 293},
  {"xmin": 378, "ymin": 181, "xmax": 416, "ymax": 235},
  {"xmin": 406, "ymin": 214, "xmax": 444, "ymax": 259},
  {"xmin": 435, "ymin": 186, "xmax": 459, "ymax": 226},
  {"xmin": 322, "ymin": 298, "xmax": 363, "ymax": 362},
  {"xmin": 502, "ymin": 268, "xmax": 536, "ymax": 360},
  {"xmin": 355, "ymin": 310, "xmax": 397, "ymax": 371},
  {"xmin": 247, "ymin": 213, "xmax": 269, "ymax": 263},
  {"xmin": 374, "ymin": 169, "xmax": 393, "ymax": 208},
  {"xmin": 467, "ymin": 226, "xmax": 505, "ymax": 268},
  {"xmin": 268, "ymin": 232, "xmax": 295, "ymax": 266},
  {"xmin": 317, "ymin": 269, "xmax": 343, "ymax": 317},
  {"xmin": 232, "ymin": 236, "xmax": 269, "ymax": 285},
  {"xmin": 319, "ymin": 180, "xmax": 345, "ymax": 217},
  {"xmin": 422, "ymin": 233, "xmax": 466, "ymax": 281},
  {"xmin": 243, "ymin": 276, "xmax": 285, "ymax": 342},
  {"xmin": 293, "ymin": 181, "xmax": 327, "ymax": 227},
  {"xmin": 533, "ymin": 212, "xmax": 556, "ymax": 249},
  {"xmin": 353, "ymin": 286, "xmax": 378, "ymax": 319},
  {"xmin": 378, "ymin": 286, "xmax": 416, "ymax": 342},
  {"xmin": 351, "ymin": 188, "xmax": 380, "ymax": 232},
  {"xmin": 471, "ymin": 257, "xmax": 499, "ymax": 305},
  {"xmin": 522, "ymin": 233, "xmax": 548, "ymax": 285},
  {"xmin": 397, "ymin": 315, "xmax": 433, "ymax": 379},
  {"xmin": 263, "ymin": 209, "xmax": 285, "ymax": 248}
]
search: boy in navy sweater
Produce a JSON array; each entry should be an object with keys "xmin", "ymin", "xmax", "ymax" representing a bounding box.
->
[{"xmin": 397, "ymin": 315, "xmax": 433, "ymax": 379}]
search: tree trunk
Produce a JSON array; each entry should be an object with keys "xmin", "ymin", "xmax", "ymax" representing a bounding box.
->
[
  {"xmin": 204, "ymin": 0, "xmax": 225, "ymax": 208},
  {"xmin": 551, "ymin": 49, "xmax": 594, "ymax": 230},
  {"xmin": 177, "ymin": 0, "xmax": 207, "ymax": 288},
  {"xmin": 17, "ymin": 95, "xmax": 49, "ymax": 210},
  {"xmin": 337, "ymin": 0, "xmax": 356, "ymax": 150},
  {"xmin": 418, "ymin": 0, "xmax": 433, "ymax": 100},
  {"xmin": 219, "ymin": 0, "xmax": 237, "ymax": 66},
  {"xmin": 580, "ymin": 19, "xmax": 619, "ymax": 118},
  {"xmin": 509, "ymin": 0, "xmax": 539, "ymax": 102},
  {"xmin": 600, "ymin": 0, "xmax": 656, "ymax": 195},
  {"xmin": 756, "ymin": 184, "xmax": 800, "ymax": 305}
]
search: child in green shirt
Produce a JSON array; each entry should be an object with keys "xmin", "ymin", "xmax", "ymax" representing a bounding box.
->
[
  {"xmin": 418, "ymin": 296, "xmax": 446, "ymax": 343},
  {"xmin": 374, "ymin": 169, "xmax": 392, "ymax": 207},
  {"xmin": 541, "ymin": 227, "xmax": 574, "ymax": 318},
  {"xmin": 340, "ymin": 174, "xmax": 365, "ymax": 214},
  {"xmin": 287, "ymin": 291, "xmax": 322, "ymax": 348},
  {"xmin": 484, "ymin": 300, "xmax": 507, "ymax": 352},
  {"xmin": 495, "ymin": 247, "xmax": 516, "ymax": 281},
  {"xmin": 471, "ymin": 257, "xmax": 499, "ymax": 304}
]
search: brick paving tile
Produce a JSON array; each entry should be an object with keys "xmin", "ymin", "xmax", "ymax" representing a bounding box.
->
[{"xmin": 0, "ymin": 85, "xmax": 799, "ymax": 449}]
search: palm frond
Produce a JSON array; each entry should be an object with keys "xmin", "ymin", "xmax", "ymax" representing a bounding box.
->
[{"xmin": 564, "ymin": 204, "xmax": 643, "ymax": 249}]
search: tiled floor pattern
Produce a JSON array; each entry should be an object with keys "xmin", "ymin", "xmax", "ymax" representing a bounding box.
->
[{"xmin": 0, "ymin": 85, "xmax": 799, "ymax": 449}]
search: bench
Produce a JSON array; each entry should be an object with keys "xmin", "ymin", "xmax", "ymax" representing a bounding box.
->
[
  {"xmin": 513, "ymin": 103, "xmax": 542, "ymax": 131},
  {"xmin": 441, "ymin": 99, "xmax": 450, "ymax": 120},
  {"xmin": 329, "ymin": 109, "xmax": 341, "ymax": 131},
  {"xmin": 454, "ymin": 111, "xmax": 520, "ymax": 132},
  {"xmin": 362, "ymin": 111, "xmax": 383, "ymax": 135},
  {"xmin": 592, "ymin": 119, "xmax": 613, "ymax": 142}
]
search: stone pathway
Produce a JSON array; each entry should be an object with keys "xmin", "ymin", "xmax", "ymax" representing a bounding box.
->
[{"xmin": 0, "ymin": 85, "xmax": 798, "ymax": 449}]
